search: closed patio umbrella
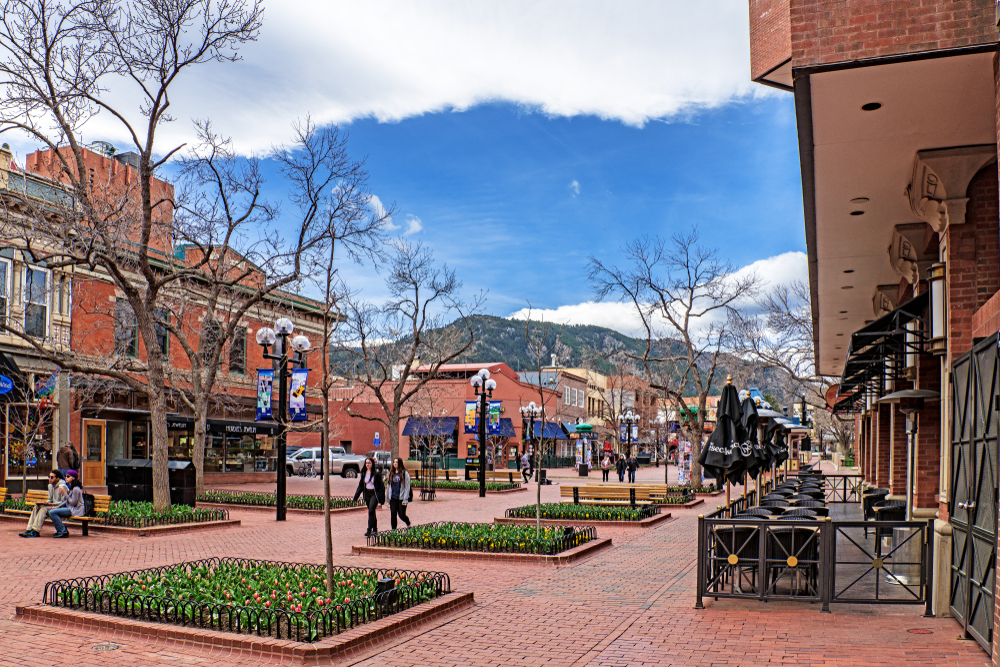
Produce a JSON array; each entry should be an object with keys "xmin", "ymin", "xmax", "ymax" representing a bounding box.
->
[{"xmin": 698, "ymin": 379, "xmax": 745, "ymax": 506}]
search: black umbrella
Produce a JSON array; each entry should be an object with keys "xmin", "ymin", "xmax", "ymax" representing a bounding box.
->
[
  {"xmin": 698, "ymin": 382, "xmax": 745, "ymax": 487},
  {"xmin": 739, "ymin": 397, "xmax": 768, "ymax": 480}
]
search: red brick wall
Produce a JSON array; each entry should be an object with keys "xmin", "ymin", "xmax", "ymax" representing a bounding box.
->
[
  {"xmin": 947, "ymin": 162, "xmax": 1000, "ymax": 358},
  {"xmin": 914, "ymin": 354, "xmax": 941, "ymax": 509},
  {"xmin": 875, "ymin": 404, "xmax": 891, "ymax": 487},
  {"xmin": 789, "ymin": 0, "xmax": 996, "ymax": 68},
  {"xmin": 750, "ymin": 0, "xmax": 792, "ymax": 79}
]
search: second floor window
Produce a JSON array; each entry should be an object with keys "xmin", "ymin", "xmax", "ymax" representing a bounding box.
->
[
  {"xmin": 0, "ymin": 259, "xmax": 9, "ymax": 324},
  {"xmin": 154, "ymin": 308, "xmax": 169, "ymax": 357},
  {"xmin": 114, "ymin": 299, "xmax": 137, "ymax": 357},
  {"xmin": 24, "ymin": 267, "xmax": 49, "ymax": 338},
  {"xmin": 229, "ymin": 325, "xmax": 246, "ymax": 374},
  {"xmin": 202, "ymin": 319, "xmax": 223, "ymax": 366}
]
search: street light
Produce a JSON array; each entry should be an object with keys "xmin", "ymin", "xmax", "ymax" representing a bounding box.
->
[
  {"xmin": 470, "ymin": 368, "xmax": 497, "ymax": 498},
  {"xmin": 520, "ymin": 401, "xmax": 543, "ymax": 479},
  {"xmin": 618, "ymin": 409, "xmax": 638, "ymax": 455},
  {"xmin": 256, "ymin": 319, "xmax": 311, "ymax": 521}
]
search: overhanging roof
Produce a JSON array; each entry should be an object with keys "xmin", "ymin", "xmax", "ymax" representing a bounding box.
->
[
  {"xmin": 795, "ymin": 47, "xmax": 997, "ymax": 377},
  {"xmin": 402, "ymin": 416, "xmax": 458, "ymax": 437}
]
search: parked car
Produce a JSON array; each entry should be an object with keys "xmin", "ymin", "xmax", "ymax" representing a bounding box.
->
[
  {"xmin": 285, "ymin": 447, "xmax": 368, "ymax": 478},
  {"xmin": 372, "ymin": 451, "xmax": 392, "ymax": 473}
]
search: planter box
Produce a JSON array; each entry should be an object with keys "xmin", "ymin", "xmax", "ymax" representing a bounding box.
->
[
  {"xmin": 0, "ymin": 513, "xmax": 241, "ymax": 537},
  {"xmin": 495, "ymin": 513, "xmax": 671, "ymax": 529},
  {"xmin": 352, "ymin": 537, "xmax": 612, "ymax": 566}
]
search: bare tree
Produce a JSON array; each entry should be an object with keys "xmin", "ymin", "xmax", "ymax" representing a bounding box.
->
[
  {"xmin": 0, "ymin": 0, "xmax": 264, "ymax": 510},
  {"xmin": 162, "ymin": 119, "xmax": 387, "ymax": 494},
  {"xmin": 730, "ymin": 280, "xmax": 854, "ymax": 454},
  {"xmin": 523, "ymin": 313, "xmax": 561, "ymax": 532},
  {"xmin": 588, "ymin": 228, "xmax": 759, "ymax": 487},
  {"xmin": 333, "ymin": 241, "xmax": 483, "ymax": 461}
]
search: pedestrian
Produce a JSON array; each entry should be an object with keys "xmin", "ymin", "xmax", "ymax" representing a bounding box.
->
[
  {"xmin": 520, "ymin": 450, "xmax": 531, "ymax": 483},
  {"xmin": 19, "ymin": 470, "xmax": 68, "ymax": 538},
  {"xmin": 616, "ymin": 454, "xmax": 626, "ymax": 482},
  {"xmin": 47, "ymin": 470, "xmax": 84, "ymax": 538},
  {"xmin": 387, "ymin": 457, "xmax": 412, "ymax": 530},
  {"xmin": 352, "ymin": 457, "xmax": 384, "ymax": 537},
  {"xmin": 627, "ymin": 452, "xmax": 638, "ymax": 484},
  {"xmin": 601, "ymin": 453, "xmax": 611, "ymax": 482},
  {"xmin": 55, "ymin": 444, "xmax": 73, "ymax": 476},
  {"xmin": 69, "ymin": 442, "xmax": 81, "ymax": 471}
]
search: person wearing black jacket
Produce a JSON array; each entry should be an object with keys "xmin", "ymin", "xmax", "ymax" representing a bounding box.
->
[
  {"xmin": 627, "ymin": 453, "xmax": 639, "ymax": 483},
  {"xmin": 615, "ymin": 454, "xmax": 626, "ymax": 483},
  {"xmin": 353, "ymin": 457, "xmax": 385, "ymax": 536}
]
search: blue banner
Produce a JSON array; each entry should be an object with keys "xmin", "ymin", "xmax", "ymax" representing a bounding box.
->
[
  {"xmin": 256, "ymin": 369, "xmax": 273, "ymax": 420},
  {"xmin": 464, "ymin": 401, "xmax": 477, "ymax": 433},
  {"xmin": 488, "ymin": 401, "xmax": 501, "ymax": 434},
  {"xmin": 289, "ymin": 368, "xmax": 310, "ymax": 421}
]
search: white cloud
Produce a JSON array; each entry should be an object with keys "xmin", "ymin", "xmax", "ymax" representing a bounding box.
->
[
  {"xmin": 569, "ymin": 180, "xmax": 581, "ymax": 197},
  {"xmin": 403, "ymin": 215, "xmax": 423, "ymax": 236},
  {"xmin": 5, "ymin": 2, "xmax": 760, "ymax": 156},
  {"xmin": 506, "ymin": 251, "xmax": 808, "ymax": 339}
]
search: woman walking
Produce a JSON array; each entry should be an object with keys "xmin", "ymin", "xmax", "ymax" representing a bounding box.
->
[
  {"xmin": 47, "ymin": 470, "xmax": 85, "ymax": 538},
  {"xmin": 352, "ymin": 457, "xmax": 385, "ymax": 536},
  {"xmin": 387, "ymin": 457, "xmax": 412, "ymax": 530},
  {"xmin": 601, "ymin": 453, "xmax": 611, "ymax": 482}
]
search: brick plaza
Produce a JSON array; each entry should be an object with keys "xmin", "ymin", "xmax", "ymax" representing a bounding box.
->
[{"xmin": 0, "ymin": 465, "xmax": 990, "ymax": 666}]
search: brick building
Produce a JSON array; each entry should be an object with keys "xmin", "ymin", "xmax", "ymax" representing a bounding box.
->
[
  {"xmin": 2, "ymin": 143, "xmax": 326, "ymax": 488},
  {"xmin": 748, "ymin": 0, "xmax": 1000, "ymax": 655}
]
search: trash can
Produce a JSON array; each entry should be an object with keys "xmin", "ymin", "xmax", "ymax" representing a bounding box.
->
[
  {"xmin": 168, "ymin": 460, "xmax": 197, "ymax": 507},
  {"xmin": 127, "ymin": 459, "xmax": 153, "ymax": 502},
  {"xmin": 464, "ymin": 461, "xmax": 479, "ymax": 481},
  {"xmin": 579, "ymin": 463, "xmax": 589, "ymax": 477},
  {"xmin": 107, "ymin": 459, "xmax": 131, "ymax": 501}
]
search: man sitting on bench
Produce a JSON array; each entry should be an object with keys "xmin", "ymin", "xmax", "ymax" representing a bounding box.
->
[
  {"xmin": 47, "ymin": 470, "xmax": 85, "ymax": 538},
  {"xmin": 20, "ymin": 470, "xmax": 68, "ymax": 538}
]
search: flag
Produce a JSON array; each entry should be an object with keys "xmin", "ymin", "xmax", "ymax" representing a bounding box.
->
[
  {"xmin": 289, "ymin": 368, "xmax": 309, "ymax": 421},
  {"xmin": 464, "ymin": 401, "xmax": 477, "ymax": 433},
  {"xmin": 256, "ymin": 369, "xmax": 273, "ymax": 420}
]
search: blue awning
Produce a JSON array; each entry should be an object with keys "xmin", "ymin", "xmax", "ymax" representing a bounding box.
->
[
  {"xmin": 527, "ymin": 420, "xmax": 568, "ymax": 440},
  {"xmin": 402, "ymin": 416, "xmax": 458, "ymax": 437},
  {"xmin": 471, "ymin": 418, "xmax": 516, "ymax": 440}
]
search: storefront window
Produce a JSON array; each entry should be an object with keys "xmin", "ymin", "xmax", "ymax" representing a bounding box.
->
[
  {"xmin": 206, "ymin": 435, "xmax": 223, "ymax": 473},
  {"xmin": 130, "ymin": 422, "xmax": 148, "ymax": 458},
  {"xmin": 5, "ymin": 406, "xmax": 53, "ymax": 481}
]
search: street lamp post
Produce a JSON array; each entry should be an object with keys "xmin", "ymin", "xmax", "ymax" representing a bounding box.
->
[
  {"xmin": 520, "ymin": 402, "xmax": 542, "ymax": 478},
  {"xmin": 619, "ymin": 409, "xmax": 638, "ymax": 456},
  {"xmin": 470, "ymin": 368, "xmax": 497, "ymax": 498},
  {"xmin": 256, "ymin": 318, "xmax": 312, "ymax": 521}
]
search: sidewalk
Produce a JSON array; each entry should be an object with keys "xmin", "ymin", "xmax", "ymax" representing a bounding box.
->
[{"xmin": 0, "ymin": 469, "xmax": 988, "ymax": 667}]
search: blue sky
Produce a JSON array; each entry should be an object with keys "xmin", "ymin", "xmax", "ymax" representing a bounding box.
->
[{"xmin": 329, "ymin": 96, "xmax": 805, "ymax": 320}]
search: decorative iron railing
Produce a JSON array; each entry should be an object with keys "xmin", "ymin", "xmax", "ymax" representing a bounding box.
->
[
  {"xmin": 41, "ymin": 557, "xmax": 451, "ymax": 643},
  {"xmin": 366, "ymin": 522, "xmax": 596, "ymax": 555}
]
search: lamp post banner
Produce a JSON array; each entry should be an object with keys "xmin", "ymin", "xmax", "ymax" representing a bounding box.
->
[
  {"xmin": 464, "ymin": 401, "xmax": 477, "ymax": 433},
  {"xmin": 289, "ymin": 368, "xmax": 310, "ymax": 421},
  {"xmin": 619, "ymin": 424, "xmax": 627, "ymax": 442},
  {"xmin": 256, "ymin": 369, "xmax": 273, "ymax": 420},
  {"xmin": 488, "ymin": 401, "xmax": 501, "ymax": 434}
]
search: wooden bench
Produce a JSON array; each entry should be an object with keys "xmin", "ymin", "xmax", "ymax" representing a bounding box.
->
[
  {"xmin": 411, "ymin": 468, "xmax": 463, "ymax": 483},
  {"xmin": 463, "ymin": 469, "xmax": 523, "ymax": 484},
  {"xmin": 559, "ymin": 486, "xmax": 652, "ymax": 506},
  {"xmin": 5, "ymin": 489, "xmax": 111, "ymax": 536},
  {"xmin": 0, "ymin": 487, "xmax": 7, "ymax": 505},
  {"xmin": 585, "ymin": 483, "xmax": 694, "ymax": 502}
]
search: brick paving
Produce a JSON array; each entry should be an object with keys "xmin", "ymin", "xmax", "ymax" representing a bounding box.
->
[{"xmin": 0, "ymin": 463, "xmax": 990, "ymax": 666}]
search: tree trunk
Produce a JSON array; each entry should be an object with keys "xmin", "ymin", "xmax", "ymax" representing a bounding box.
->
[
  {"xmin": 149, "ymin": 385, "xmax": 170, "ymax": 511},
  {"xmin": 322, "ymin": 397, "xmax": 333, "ymax": 597},
  {"xmin": 389, "ymin": 412, "xmax": 400, "ymax": 460},
  {"xmin": 193, "ymin": 399, "xmax": 209, "ymax": 494},
  {"xmin": 691, "ymin": 422, "xmax": 704, "ymax": 489}
]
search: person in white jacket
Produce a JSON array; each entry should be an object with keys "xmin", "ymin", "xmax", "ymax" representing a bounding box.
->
[
  {"xmin": 387, "ymin": 458, "xmax": 412, "ymax": 530},
  {"xmin": 19, "ymin": 470, "xmax": 68, "ymax": 538}
]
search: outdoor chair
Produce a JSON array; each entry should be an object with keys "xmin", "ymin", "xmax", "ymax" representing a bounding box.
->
[
  {"xmin": 776, "ymin": 514, "xmax": 816, "ymax": 520},
  {"xmin": 862, "ymin": 488, "xmax": 890, "ymax": 535},
  {"xmin": 711, "ymin": 524, "xmax": 762, "ymax": 595},
  {"xmin": 738, "ymin": 508, "xmax": 773, "ymax": 518},
  {"xmin": 756, "ymin": 505, "xmax": 785, "ymax": 515},
  {"xmin": 767, "ymin": 525, "xmax": 820, "ymax": 595},
  {"xmin": 792, "ymin": 500, "xmax": 828, "ymax": 516},
  {"xmin": 873, "ymin": 500, "xmax": 907, "ymax": 544},
  {"xmin": 788, "ymin": 493, "xmax": 821, "ymax": 501},
  {"xmin": 747, "ymin": 506, "xmax": 782, "ymax": 516}
]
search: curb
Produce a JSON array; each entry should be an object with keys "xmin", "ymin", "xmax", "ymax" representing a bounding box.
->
[
  {"xmin": 494, "ymin": 513, "xmax": 672, "ymax": 528},
  {"xmin": 351, "ymin": 536, "xmax": 612, "ymax": 566},
  {"xmin": 197, "ymin": 502, "xmax": 367, "ymax": 516},
  {"xmin": 0, "ymin": 514, "xmax": 241, "ymax": 537},
  {"xmin": 411, "ymin": 486, "xmax": 527, "ymax": 495},
  {"xmin": 15, "ymin": 592, "xmax": 474, "ymax": 664}
]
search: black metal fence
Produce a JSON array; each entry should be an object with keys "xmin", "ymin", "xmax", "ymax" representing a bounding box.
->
[
  {"xmin": 100, "ymin": 507, "xmax": 229, "ymax": 528},
  {"xmin": 694, "ymin": 514, "xmax": 933, "ymax": 613},
  {"xmin": 41, "ymin": 557, "xmax": 451, "ymax": 643},
  {"xmin": 503, "ymin": 504, "xmax": 660, "ymax": 520},
  {"xmin": 366, "ymin": 522, "xmax": 597, "ymax": 555}
]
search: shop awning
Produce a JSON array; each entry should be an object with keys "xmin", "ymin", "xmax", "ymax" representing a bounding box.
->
[
  {"xmin": 402, "ymin": 416, "xmax": 458, "ymax": 437},
  {"xmin": 527, "ymin": 420, "xmax": 567, "ymax": 440},
  {"xmin": 834, "ymin": 292, "xmax": 929, "ymax": 414}
]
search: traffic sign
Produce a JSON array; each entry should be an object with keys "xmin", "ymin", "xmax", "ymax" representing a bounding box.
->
[{"xmin": 373, "ymin": 432, "xmax": 381, "ymax": 448}]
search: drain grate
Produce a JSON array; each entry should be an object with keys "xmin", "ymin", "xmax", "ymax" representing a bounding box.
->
[{"xmin": 93, "ymin": 643, "xmax": 121, "ymax": 651}]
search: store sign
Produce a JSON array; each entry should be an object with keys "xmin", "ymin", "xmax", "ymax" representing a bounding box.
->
[
  {"xmin": 0, "ymin": 375, "xmax": 14, "ymax": 395},
  {"xmin": 167, "ymin": 420, "xmax": 191, "ymax": 430},
  {"xmin": 208, "ymin": 420, "xmax": 277, "ymax": 436}
]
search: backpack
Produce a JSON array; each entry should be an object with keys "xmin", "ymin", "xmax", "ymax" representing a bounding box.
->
[
  {"xmin": 82, "ymin": 492, "xmax": 96, "ymax": 517},
  {"xmin": 70, "ymin": 448, "xmax": 80, "ymax": 471}
]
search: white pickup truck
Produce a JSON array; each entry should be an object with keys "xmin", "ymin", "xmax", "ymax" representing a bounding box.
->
[{"xmin": 285, "ymin": 447, "xmax": 368, "ymax": 478}]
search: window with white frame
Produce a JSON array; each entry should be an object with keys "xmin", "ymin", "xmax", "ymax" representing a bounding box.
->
[
  {"xmin": 565, "ymin": 387, "xmax": 570, "ymax": 404},
  {"xmin": 23, "ymin": 266, "xmax": 49, "ymax": 338},
  {"xmin": 0, "ymin": 259, "xmax": 9, "ymax": 324},
  {"xmin": 577, "ymin": 388, "xmax": 584, "ymax": 408}
]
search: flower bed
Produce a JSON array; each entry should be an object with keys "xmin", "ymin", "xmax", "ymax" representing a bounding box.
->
[
  {"xmin": 412, "ymin": 481, "xmax": 519, "ymax": 492},
  {"xmin": 42, "ymin": 557, "xmax": 450, "ymax": 643},
  {"xmin": 197, "ymin": 490, "xmax": 363, "ymax": 511},
  {"xmin": 2, "ymin": 499, "xmax": 228, "ymax": 528},
  {"xmin": 368, "ymin": 522, "xmax": 595, "ymax": 555},
  {"xmin": 504, "ymin": 504, "xmax": 658, "ymax": 522}
]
